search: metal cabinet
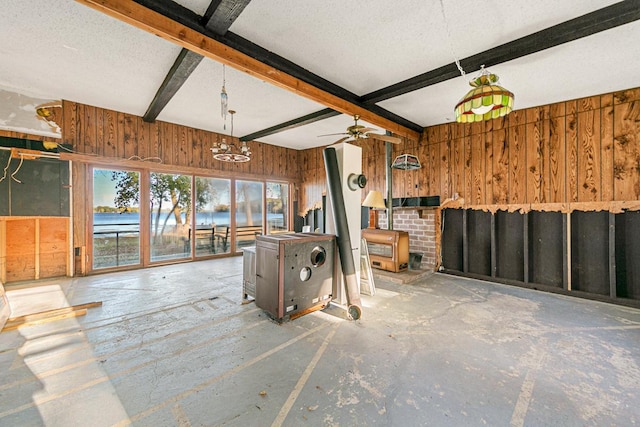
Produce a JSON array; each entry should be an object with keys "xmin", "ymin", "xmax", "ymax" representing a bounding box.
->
[{"xmin": 255, "ymin": 233, "xmax": 335, "ymax": 321}]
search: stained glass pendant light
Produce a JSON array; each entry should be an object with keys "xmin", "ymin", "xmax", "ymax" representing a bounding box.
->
[{"xmin": 455, "ymin": 65, "xmax": 514, "ymax": 123}]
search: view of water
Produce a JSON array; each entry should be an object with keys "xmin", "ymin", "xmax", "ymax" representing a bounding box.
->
[{"xmin": 93, "ymin": 211, "xmax": 284, "ymax": 230}]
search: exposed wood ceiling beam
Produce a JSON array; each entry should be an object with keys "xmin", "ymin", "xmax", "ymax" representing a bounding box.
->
[
  {"xmin": 239, "ymin": 103, "xmax": 420, "ymax": 141},
  {"xmin": 363, "ymin": 1, "xmax": 640, "ymax": 103},
  {"xmin": 143, "ymin": 49, "xmax": 203, "ymax": 122},
  {"xmin": 203, "ymin": 0, "xmax": 251, "ymax": 35},
  {"xmin": 142, "ymin": 0, "xmax": 250, "ymax": 122},
  {"xmin": 75, "ymin": 0, "xmax": 422, "ymax": 141},
  {"xmin": 245, "ymin": 0, "xmax": 640, "ymax": 140},
  {"xmin": 240, "ymin": 108, "xmax": 340, "ymax": 141}
]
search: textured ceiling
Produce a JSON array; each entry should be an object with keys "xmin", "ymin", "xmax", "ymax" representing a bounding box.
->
[{"xmin": 0, "ymin": 0, "xmax": 639, "ymax": 149}]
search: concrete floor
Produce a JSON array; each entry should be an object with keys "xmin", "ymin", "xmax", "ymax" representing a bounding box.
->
[{"xmin": 1, "ymin": 257, "xmax": 640, "ymax": 426}]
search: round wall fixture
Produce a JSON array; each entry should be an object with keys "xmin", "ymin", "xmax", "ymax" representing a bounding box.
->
[
  {"xmin": 347, "ymin": 173, "xmax": 367, "ymax": 191},
  {"xmin": 310, "ymin": 246, "xmax": 327, "ymax": 267},
  {"xmin": 299, "ymin": 267, "xmax": 312, "ymax": 281}
]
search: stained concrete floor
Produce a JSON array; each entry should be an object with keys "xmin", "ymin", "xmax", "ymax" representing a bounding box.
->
[{"xmin": 1, "ymin": 257, "xmax": 640, "ymax": 426}]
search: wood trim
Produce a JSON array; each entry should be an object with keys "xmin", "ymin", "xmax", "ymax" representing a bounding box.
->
[
  {"xmin": 60, "ymin": 152, "xmax": 298, "ymax": 183},
  {"xmin": 74, "ymin": 0, "xmax": 420, "ymax": 141}
]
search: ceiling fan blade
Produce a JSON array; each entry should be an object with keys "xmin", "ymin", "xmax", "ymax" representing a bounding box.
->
[
  {"xmin": 330, "ymin": 136, "xmax": 351, "ymax": 145},
  {"xmin": 358, "ymin": 127, "xmax": 378, "ymax": 134},
  {"xmin": 318, "ymin": 132, "xmax": 348, "ymax": 138},
  {"xmin": 367, "ymin": 133, "xmax": 403, "ymax": 144}
]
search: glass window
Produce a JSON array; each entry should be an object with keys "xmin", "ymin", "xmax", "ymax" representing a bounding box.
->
[
  {"xmin": 92, "ymin": 168, "xmax": 141, "ymax": 269},
  {"xmin": 193, "ymin": 177, "xmax": 231, "ymax": 256},
  {"xmin": 235, "ymin": 180, "xmax": 263, "ymax": 250},
  {"xmin": 149, "ymin": 172, "xmax": 192, "ymax": 262},
  {"xmin": 266, "ymin": 182, "xmax": 289, "ymax": 234}
]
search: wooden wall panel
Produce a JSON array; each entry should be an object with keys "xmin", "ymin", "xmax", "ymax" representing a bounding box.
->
[
  {"xmin": 76, "ymin": 103, "xmax": 85, "ymax": 154},
  {"xmin": 526, "ymin": 121, "xmax": 543, "ymax": 204},
  {"xmin": 170, "ymin": 122, "xmax": 180, "ymax": 167},
  {"xmin": 158, "ymin": 121, "xmax": 171, "ymax": 165},
  {"xmin": 484, "ymin": 132, "xmax": 493, "ymax": 204},
  {"xmin": 566, "ymin": 102, "xmax": 579, "ymax": 202},
  {"xmin": 1, "ymin": 217, "xmax": 70, "ymax": 282},
  {"xmin": 451, "ymin": 138, "xmax": 464, "ymax": 199},
  {"xmin": 601, "ymin": 94, "xmax": 614, "ymax": 202},
  {"xmin": 178, "ymin": 126, "xmax": 188, "ymax": 167},
  {"xmin": 39, "ymin": 218, "xmax": 69, "ymax": 278},
  {"xmin": 428, "ymin": 142, "xmax": 440, "ymax": 201},
  {"xmin": 508, "ymin": 124, "xmax": 526, "ymax": 204},
  {"xmin": 549, "ymin": 116, "xmax": 566, "ymax": 203},
  {"xmin": 416, "ymin": 142, "xmax": 429, "ymax": 196},
  {"xmin": 463, "ymin": 135, "xmax": 472, "ymax": 203},
  {"xmin": 406, "ymin": 167, "xmax": 419, "ymax": 198},
  {"xmin": 95, "ymin": 108, "xmax": 105, "ymax": 157},
  {"xmin": 84, "ymin": 105, "xmax": 97, "ymax": 155},
  {"xmin": 104, "ymin": 108, "xmax": 118, "ymax": 158},
  {"xmin": 440, "ymin": 139, "xmax": 451, "ymax": 199},
  {"xmin": 613, "ymin": 100, "xmax": 640, "ymax": 200},
  {"xmin": 470, "ymin": 133, "xmax": 485, "ymax": 205},
  {"xmin": 377, "ymin": 154, "xmax": 387, "ymax": 195},
  {"xmin": 117, "ymin": 112, "xmax": 126, "ymax": 160},
  {"xmin": 62, "ymin": 101, "xmax": 77, "ymax": 148},
  {"xmin": 392, "ymin": 165, "xmax": 404, "ymax": 198},
  {"xmin": 577, "ymin": 108, "xmax": 601, "ymax": 202},
  {"xmin": 491, "ymin": 129, "xmax": 508, "ymax": 204},
  {"xmin": 5, "ymin": 219, "xmax": 36, "ymax": 282},
  {"xmin": 123, "ymin": 114, "xmax": 137, "ymax": 160}
]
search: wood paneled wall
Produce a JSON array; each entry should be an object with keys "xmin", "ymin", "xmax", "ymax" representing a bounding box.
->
[
  {"xmin": 61, "ymin": 101, "xmax": 300, "ymax": 180},
  {"xmin": 299, "ymin": 87, "xmax": 640, "ymax": 213}
]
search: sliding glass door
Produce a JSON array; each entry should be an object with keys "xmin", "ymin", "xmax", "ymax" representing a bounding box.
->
[
  {"xmin": 91, "ymin": 169, "xmax": 293, "ymax": 270},
  {"xmin": 266, "ymin": 182, "xmax": 289, "ymax": 234},
  {"xmin": 194, "ymin": 177, "xmax": 231, "ymax": 256},
  {"xmin": 92, "ymin": 168, "xmax": 141, "ymax": 269},
  {"xmin": 149, "ymin": 172, "xmax": 191, "ymax": 262},
  {"xmin": 235, "ymin": 180, "xmax": 263, "ymax": 250}
]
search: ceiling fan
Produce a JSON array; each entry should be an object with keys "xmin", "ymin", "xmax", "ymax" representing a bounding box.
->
[{"xmin": 319, "ymin": 115, "xmax": 402, "ymax": 145}]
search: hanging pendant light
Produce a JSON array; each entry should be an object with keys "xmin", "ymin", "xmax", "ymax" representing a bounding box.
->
[
  {"xmin": 211, "ymin": 110, "xmax": 252, "ymax": 162},
  {"xmin": 455, "ymin": 65, "xmax": 514, "ymax": 123}
]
